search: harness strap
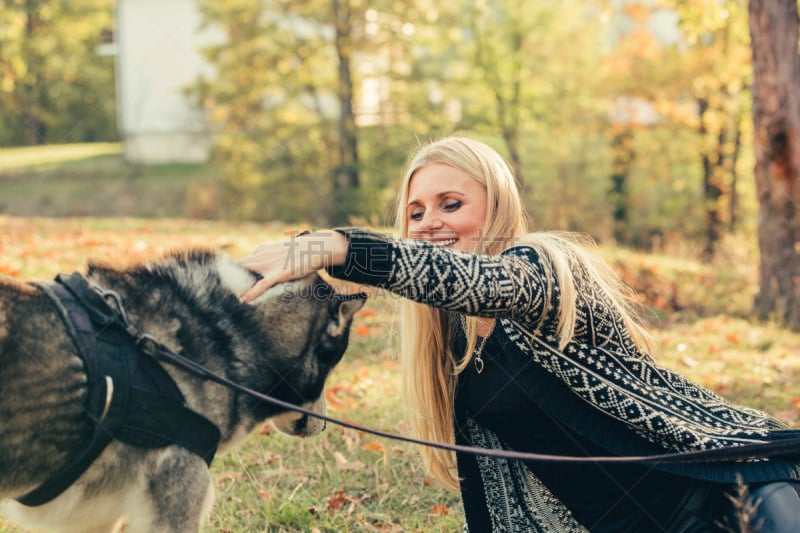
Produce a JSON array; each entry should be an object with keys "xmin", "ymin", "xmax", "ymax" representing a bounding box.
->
[{"xmin": 17, "ymin": 273, "xmax": 220, "ymax": 507}]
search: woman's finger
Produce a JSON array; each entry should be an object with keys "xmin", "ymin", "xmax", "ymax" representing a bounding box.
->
[{"xmin": 239, "ymin": 275, "xmax": 285, "ymax": 303}]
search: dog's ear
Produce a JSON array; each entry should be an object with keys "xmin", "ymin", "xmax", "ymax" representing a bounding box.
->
[{"xmin": 326, "ymin": 293, "xmax": 367, "ymax": 339}]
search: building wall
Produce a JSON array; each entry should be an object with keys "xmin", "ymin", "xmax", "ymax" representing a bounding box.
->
[{"xmin": 116, "ymin": 0, "xmax": 222, "ymax": 163}]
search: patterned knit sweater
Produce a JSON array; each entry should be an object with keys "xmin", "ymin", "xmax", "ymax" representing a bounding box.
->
[{"xmin": 328, "ymin": 228, "xmax": 800, "ymax": 531}]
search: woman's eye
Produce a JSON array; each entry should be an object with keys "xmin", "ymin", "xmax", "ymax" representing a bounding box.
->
[
  {"xmin": 443, "ymin": 200, "xmax": 462, "ymax": 211},
  {"xmin": 409, "ymin": 210, "xmax": 423, "ymax": 221}
]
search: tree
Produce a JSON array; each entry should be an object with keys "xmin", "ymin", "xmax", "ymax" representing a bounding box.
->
[
  {"xmin": 331, "ymin": 0, "xmax": 360, "ymax": 225},
  {"xmin": 455, "ymin": 0, "xmax": 605, "ymax": 189},
  {"xmin": 0, "ymin": 0, "xmax": 116, "ymax": 146},
  {"xmin": 193, "ymin": 0, "xmax": 413, "ymax": 225},
  {"xmin": 747, "ymin": 0, "xmax": 800, "ymax": 327},
  {"xmin": 600, "ymin": 2, "xmax": 685, "ymax": 246},
  {"xmin": 672, "ymin": 0, "xmax": 752, "ymax": 259}
]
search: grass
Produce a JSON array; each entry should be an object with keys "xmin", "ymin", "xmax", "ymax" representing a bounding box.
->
[
  {"xmin": 1, "ymin": 143, "xmax": 799, "ymax": 532},
  {"xmin": 0, "ymin": 143, "xmax": 122, "ymax": 171},
  {"xmin": 1, "ymin": 215, "xmax": 798, "ymax": 533},
  {"xmin": 0, "ymin": 215, "xmax": 463, "ymax": 533},
  {"xmin": 0, "ymin": 143, "xmax": 218, "ymax": 218}
]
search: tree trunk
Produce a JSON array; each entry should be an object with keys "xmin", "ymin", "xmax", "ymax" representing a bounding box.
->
[
  {"xmin": 748, "ymin": 0, "xmax": 800, "ymax": 326},
  {"xmin": 22, "ymin": 0, "xmax": 46, "ymax": 145},
  {"xmin": 501, "ymin": 125, "xmax": 524, "ymax": 186},
  {"xmin": 699, "ymin": 98, "xmax": 723, "ymax": 261},
  {"xmin": 331, "ymin": 0, "xmax": 360, "ymax": 226},
  {"xmin": 608, "ymin": 127, "xmax": 635, "ymax": 244},
  {"xmin": 728, "ymin": 115, "xmax": 742, "ymax": 233}
]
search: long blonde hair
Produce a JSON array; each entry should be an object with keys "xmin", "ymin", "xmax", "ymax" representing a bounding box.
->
[{"xmin": 394, "ymin": 136, "xmax": 651, "ymax": 491}]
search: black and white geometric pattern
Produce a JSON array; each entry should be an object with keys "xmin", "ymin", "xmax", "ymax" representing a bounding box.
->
[
  {"xmin": 336, "ymin": 229, "xmax": 795, "ymax": 450},
  {"xmin": 331, "ymin": 229, "xmax": 800, "ymax": 530},
  {"xmin": 464, "ymin": 418, "xmax": 588, "ymax": 532}
]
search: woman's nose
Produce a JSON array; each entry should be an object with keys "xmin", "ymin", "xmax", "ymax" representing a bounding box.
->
[{"xmin": 419, "ymin": 213, "xmax": 444, "ymax": 231}]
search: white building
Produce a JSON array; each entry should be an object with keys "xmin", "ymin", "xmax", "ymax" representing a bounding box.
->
[{"xmin": 115, "ymin": 0, "xmax": 222, "ymax": 163}]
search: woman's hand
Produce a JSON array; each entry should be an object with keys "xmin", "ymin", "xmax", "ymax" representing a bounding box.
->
[{"xmin": 237, "ymin": 230, "xmax": 348, "ymax": 303}]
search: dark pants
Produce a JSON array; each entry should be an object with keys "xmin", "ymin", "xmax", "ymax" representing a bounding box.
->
[
  {"xmin": 745, "ymin": 482, "xmax": 800, "ymax": 533},
  {"xmin": 667, "ymin": 481, "xmax": 800, "ymax": 532}
]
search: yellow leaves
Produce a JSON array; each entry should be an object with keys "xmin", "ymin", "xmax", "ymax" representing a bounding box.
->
[{"xmin": 623, "ymin": 4, "xmax": 650, "ymax": 22}]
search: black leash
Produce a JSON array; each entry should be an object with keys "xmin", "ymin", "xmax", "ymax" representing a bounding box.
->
[{"xmin": 95, "ymin": 282, "xmax": 800, "ymax": 466}]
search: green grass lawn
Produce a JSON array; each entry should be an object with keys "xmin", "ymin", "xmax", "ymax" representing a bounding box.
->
[
  {"xmin": 1, "ymin": 144, "xmax": 799, "ymax": 532},
  {"xmin": 0, "ymin": 143, "xmax": 219, "ymax": 218},
  {"xmin": 0, "ymin": 143, "xmax": 122, "ymax": 171}
]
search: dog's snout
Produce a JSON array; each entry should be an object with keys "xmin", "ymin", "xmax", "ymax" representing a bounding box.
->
[{"xmin": 294, "ymin": 414, "xmax": 326, "ymax": 435}]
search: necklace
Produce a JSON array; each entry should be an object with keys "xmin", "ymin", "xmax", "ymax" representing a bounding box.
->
[{"xmin": 460, "ymin": 315, "xmax": 494, "ymax": 374}]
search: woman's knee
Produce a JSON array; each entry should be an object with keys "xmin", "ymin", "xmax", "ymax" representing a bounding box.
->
[{"xmin": 747, "ymin": 481, "xmax": 800, "ymax": 533}]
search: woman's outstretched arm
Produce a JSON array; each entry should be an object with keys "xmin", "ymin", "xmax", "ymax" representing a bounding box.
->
[{"xmin": 237, "ymin": 230, "xmax": 348, "ymax": 302}]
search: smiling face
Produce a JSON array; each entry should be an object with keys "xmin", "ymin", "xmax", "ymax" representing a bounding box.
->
[{"xmin": 406, "ymin": 163, "xmax": 488, "ymax": 253}]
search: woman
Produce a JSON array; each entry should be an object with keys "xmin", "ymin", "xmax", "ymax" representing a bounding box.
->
[{"xmin": 238, "ymin": 136, "xmax": 800, "ymax": 532}]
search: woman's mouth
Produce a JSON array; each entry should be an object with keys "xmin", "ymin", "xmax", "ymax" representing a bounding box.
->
[{"xmin": 432, "ymin": 237, "xmax": 458, "ymax": 247}]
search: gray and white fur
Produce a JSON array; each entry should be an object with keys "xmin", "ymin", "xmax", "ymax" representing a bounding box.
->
[{"xmin": 0, "ymin": 249, "xmax": 364, "ymax": 532}]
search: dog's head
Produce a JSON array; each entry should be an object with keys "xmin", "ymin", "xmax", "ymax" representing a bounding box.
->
[
  {"xmin": 238, "ymin": 272, "xmax": 366, "ymax": 437},
  {"xmin": 88, "ymin": 251, "xmax": 366, "ymax": 441}
]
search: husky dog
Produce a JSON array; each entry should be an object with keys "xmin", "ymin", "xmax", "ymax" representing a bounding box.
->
[{"xmin": 0, "ymin": 249, "xmax": 365, "ymax": 532}]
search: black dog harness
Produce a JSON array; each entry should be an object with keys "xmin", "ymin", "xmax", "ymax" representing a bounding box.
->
[{"xmin": 17, "ymin": 273, "xmax": 221, "ymax": 507}]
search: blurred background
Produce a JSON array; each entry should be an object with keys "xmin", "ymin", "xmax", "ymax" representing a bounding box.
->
[{"xmin": 0, "ymin": 0, "xmax": 769, "ymax": 247}]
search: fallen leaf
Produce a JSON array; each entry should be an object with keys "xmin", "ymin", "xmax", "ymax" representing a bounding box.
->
[
  {"xmin": 326, "ymin": 385, "xmax": 352, "ymax": 410},
  {"xmin": 217, "ymin": 471, "xmax": 242, "ymax": 484},
  {"xmin": 431, "ymin": 503, "xmax": 449, "ymax": 515},
  {"xmin": 326, "ymin": 489, "xmax": 347, "ymax": 513},
  {"xmin": 364, "ymin": 440, "xmax": 385, "ymax": 453},
  {"xmin": 333, "ymin": 451, "xmax": 349, "ymax": 466},
  {"xmin": 725, "ymin": 332, "xmax": 741, "ymax": 345}
]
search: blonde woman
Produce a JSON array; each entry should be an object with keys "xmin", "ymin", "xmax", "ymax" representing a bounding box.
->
[{"xmin": 239, "ymin": 136, "xmax": 800, "ymax": 532}]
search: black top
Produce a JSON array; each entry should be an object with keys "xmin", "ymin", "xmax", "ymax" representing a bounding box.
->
[{"xmin": 452, "ymin": 321, "xmax": 699, "ymax": 532}]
